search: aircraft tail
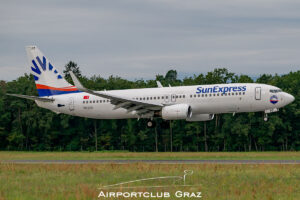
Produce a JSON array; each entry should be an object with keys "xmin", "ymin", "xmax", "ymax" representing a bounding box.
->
[{"xmin": 26, "ymin": 46, "xmax": 80, "ymax": 97}]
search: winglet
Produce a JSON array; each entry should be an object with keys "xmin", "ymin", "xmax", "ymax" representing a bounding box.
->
[
  {"xmin": 156, "ymin": 81, "xmax": 163, "ymax": 88},
  {"xmin": 69, "ymin": 71, "xmax": 86, "ymax": 91}
]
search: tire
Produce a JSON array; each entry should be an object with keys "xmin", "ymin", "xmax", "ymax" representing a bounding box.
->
[
  {"xmin": 147, "ymin": 120, "xmax": 156, "ymax": 128},
  {"xmin": 147, "ymin": 121, "xmax": 153, "ymax": 127}
]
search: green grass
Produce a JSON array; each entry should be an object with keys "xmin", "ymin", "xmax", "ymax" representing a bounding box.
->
[
  {"xmin": 0, "ymin": 151, "xmax": 300, "ymax": 160},
  {"xmin": 0, "ymin": 163, "xmax": 299, "ymax": 200}
]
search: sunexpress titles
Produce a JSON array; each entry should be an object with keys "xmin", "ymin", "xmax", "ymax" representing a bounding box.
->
[{"xmin": 196, "ymin": 86, "xmax": 247, "ymax": 94}]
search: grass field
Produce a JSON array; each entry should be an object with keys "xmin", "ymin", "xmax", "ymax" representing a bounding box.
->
[
  {"xmin": 0, "ymin": 163, "xmax": 300, "ymax": 200},
  {"xmin": 0, "ymin": 151, "xmax": 300, "ymax": 160},
  {"xmin": 1, "ymin": 152, "xmax": 300, "ymax": 199}
]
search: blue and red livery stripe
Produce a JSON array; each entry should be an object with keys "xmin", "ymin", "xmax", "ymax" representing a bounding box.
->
[{"xmin": 35, "ymin": 84, "xmax": 81, "ymax": 96}]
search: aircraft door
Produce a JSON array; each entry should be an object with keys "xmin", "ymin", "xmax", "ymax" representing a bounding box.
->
[
  {"xmin": 68, "ymin": 97, "xmax": 75, "ymax": 111},
  {"xmin": 255, "ymin": 87, "xmax": 261, "ymax": 100}
]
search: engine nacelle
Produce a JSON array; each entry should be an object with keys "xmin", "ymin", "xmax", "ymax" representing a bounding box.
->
[
  {"xmin": 186, "ymin": 114, "xmax": 214, "ymax": 122},
  {"xmin": 162, "ymin": 104, "xmax": 192, "ymax": 120}
]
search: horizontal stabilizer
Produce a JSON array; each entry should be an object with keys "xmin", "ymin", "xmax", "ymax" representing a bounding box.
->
[{"xmin": 6, "ymin": 93, "xmax": 54, "ymax": 102}]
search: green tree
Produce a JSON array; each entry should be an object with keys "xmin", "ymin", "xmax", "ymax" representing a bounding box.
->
[{"xmin": 63, "ymin": 61, "xmax": 82, "ymax": 83}]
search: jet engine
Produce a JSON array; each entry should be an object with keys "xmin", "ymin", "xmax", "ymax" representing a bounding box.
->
[
  {"xmin": 186, "ymin": 114, "xmax": 214, "ymax": 122},
  {"xmin": 162, "ymin": 104, "xmax": 192, "ymax": 120}
]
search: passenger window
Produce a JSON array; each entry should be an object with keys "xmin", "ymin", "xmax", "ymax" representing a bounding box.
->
[
  {"xmin": 162, "ymin": 96, "xmax": 164, "ymax": 99},
  {"xmin": 190, "ymin": 95, "xmax": 192, "ymax": 98},
  {"xmin": 183, "ymin": 95, "xmax": 185, "ymax": 98},
  {"xmin": 158, "ymin": 97, "xmax": 160, "ymax": 99}
]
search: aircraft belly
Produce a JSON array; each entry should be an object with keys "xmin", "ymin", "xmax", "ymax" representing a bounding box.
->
[
  {"xmin": 76, "ymin": 104, "xmax": 136, "ymax": 119},
  {"xmin": 192, "ymin": 98, "xmax": 240, "ymax": 114}
]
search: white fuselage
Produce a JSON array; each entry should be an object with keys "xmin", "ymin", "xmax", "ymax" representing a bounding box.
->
[{"xmin": 35, "ymin": 83, "xmax": 293, "ymax": 120}]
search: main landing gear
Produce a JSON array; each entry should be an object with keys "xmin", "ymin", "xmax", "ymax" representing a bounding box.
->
[
  {"xmin": 264, "ymin": 113, "xmax": 268, "ymax": 122},
  {"xmin": 147, "ymin": 120, "xmax": 156, "ymax": 128}
]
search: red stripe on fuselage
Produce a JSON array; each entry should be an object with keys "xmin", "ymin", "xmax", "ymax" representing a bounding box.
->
[{"xmin": 36, "ymin": 84, "xmax": 78, "ymax": 91}]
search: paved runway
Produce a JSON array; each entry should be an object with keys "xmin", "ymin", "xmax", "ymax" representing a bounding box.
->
[{"xmin": 2, "ymin": 160, "xmax": 300, "ymax": 164}]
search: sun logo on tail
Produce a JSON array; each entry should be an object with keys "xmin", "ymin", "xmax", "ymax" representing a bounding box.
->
[{"xmin": 31, "ymin": 56, "xmax": 63, "ymax": 81}]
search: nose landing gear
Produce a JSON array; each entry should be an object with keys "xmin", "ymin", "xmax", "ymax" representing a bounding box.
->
[{"xmin": 264, "ymin": 113, "xmax": 268, "ymax": 122}]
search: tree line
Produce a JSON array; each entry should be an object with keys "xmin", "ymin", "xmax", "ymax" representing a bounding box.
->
[{"xmin": 0, "ymin": 62, "xmax": 299, "ymax": 151}]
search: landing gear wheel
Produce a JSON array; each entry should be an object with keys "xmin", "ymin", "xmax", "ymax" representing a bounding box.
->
[
  {"xmin": 147, "ymin": 120, "xmax": 155, "ymax": 128},
  {"xmin": 264, "ymin": 113, "xmax": 268, "ymax": 122}
]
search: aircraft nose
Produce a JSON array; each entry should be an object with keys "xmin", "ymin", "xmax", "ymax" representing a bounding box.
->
[{"xmin": 285, "ymin": 93, "xmax": 295, "ymax": 105}]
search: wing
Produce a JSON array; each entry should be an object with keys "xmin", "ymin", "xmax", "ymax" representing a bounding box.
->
[
  {"xmin": 6, "ymin": 93, "xmax": 54, "ymax": 102},
  {"xmin": 70, "ymin": 72, "xmax": 163, "ymax": 117}
]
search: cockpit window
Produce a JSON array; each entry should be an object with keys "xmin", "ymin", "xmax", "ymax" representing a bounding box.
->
[{"xmin": 270, "ymin": 89, "xmax": 282, "ymax": 93}]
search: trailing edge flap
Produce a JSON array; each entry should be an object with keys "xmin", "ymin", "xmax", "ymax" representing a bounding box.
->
[
  {"xmin": 69, "ymin": 71, "xmax": 163, "ymax": 112},
  {"xmin": 6, "ymin": 93, "xmax": 54, "ymax": 102}
]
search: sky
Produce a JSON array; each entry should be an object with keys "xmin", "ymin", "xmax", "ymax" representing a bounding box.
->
[{"xmin": 0, "ymin": 0, "xmax": 300, "ymax": 81}]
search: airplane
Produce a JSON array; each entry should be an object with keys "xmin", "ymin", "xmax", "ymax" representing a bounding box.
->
[{"xmin": 7, "ymin": 46, "xmax": 295, "ymax": 127}]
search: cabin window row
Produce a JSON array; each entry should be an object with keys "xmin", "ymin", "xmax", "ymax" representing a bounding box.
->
[
  {"xmin": 82, "ymin": 92, "xmax": 245, "ymax": 104},
  {"xmin": 133, "ymin": 95, "xmax": 186, "ymax": 101},
  {"xmin": 83, "ymin": 99, "xmax": 110, "ymax": 104},
  {"xmin": 190, "ymin": 92, "xmax": 246, "ymax": 98}
]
